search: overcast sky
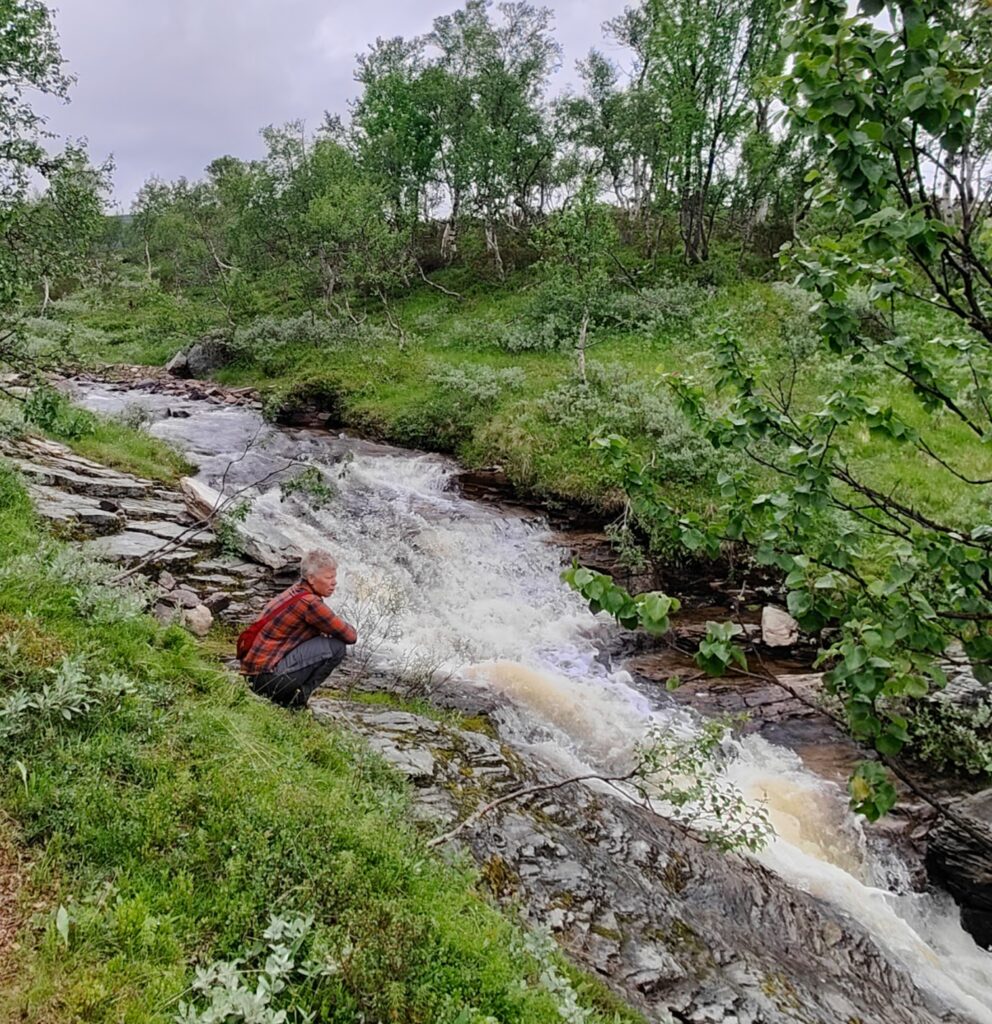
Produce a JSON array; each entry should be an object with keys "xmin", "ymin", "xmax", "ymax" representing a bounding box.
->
[{"xmin": 39, "ymin": 0, "xmax": 629, "ymax": 209}]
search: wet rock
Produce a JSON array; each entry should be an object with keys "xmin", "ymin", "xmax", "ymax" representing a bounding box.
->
[
  {"xmin": 185, "ymin": 331, "xmax": 231, "ymax": 378},
  {"xmin": 761, "ymin": 606, "xmax": 799, "ymax": 647},
  {"xmin": 164, "ymin": 350, "xmax": 190, "ymax": 378},
  {"xmin": 181, "ymin": 477, "xmax": 301, "ymax": 570},
  {"xmin": 311, "ymin": 696, "xmax": 974, "ymax": 1024},
  {"xmin": 181, "ymin": 604, "xmax": 213, "ymax": 637},
  {"xmin": 926, "ymin": 788, "xmax": 992, "ymax": 948},
  {"xmin": 310, "ymin": 704, "xmax": 438, "ymax": 782}
]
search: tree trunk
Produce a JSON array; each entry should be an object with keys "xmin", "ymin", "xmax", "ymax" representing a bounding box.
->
[
  {"xmin": 144, "ymin": 240, "xmax": 153, "ymax": 281},
  {"xmin": 441, "ymin": 192, "xmax": 460, "ymax": 263},
  {"xmin": 577, "ymin": 310, "xmax": 590, "ymax": 384},
  {"xmin": 485, "ymin": 220, "xmax": 505, "ymax": 279},
  {"xmin": 39, "ymin": 275, "xmax": 51, "ymax": 317}
]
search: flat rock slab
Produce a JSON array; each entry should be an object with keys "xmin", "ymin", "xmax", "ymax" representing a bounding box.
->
[
  {"xmin": 116, "ymin": 496, "xmax": 191, "ymax": 520},
  {"xmin": 11, "ymin": 460, "xmax": 152, "ymax": 499},
  {"xmin": 26, "ymin": 485, "xmax": 124, "ymax": 535},
  {"xmin": 126, "ymin": 519, "xmax": 216, "ymax": 547},
  {"xmin": 84, "ymin": 531, "xmax": 200, "ymax": 566},
  {"xmin": 310, "ymin": 697, "xmax": 971, "ymax": 1024}
]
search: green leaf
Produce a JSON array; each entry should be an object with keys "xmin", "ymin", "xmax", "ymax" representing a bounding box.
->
[
  {"xmin": 56, "ymin": 905, "xmax": 70, "ymax": 947},
  {"xmin": 903, "ymin": 677, "xmax": 928, "ymax": 698},
  {"xmin": 681, "ymin": 528, "xmax": 705, "ymax": 551}
]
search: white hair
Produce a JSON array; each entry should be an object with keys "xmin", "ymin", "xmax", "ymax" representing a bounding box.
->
[{"xmin": 300, "ymin": 548, "xmax": 337, "ymax": 580}]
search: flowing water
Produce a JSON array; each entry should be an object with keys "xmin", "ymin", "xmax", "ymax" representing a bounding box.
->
[{"xmin": 74, "ymin": 382, "xmax": 992, "ymax": 1022}]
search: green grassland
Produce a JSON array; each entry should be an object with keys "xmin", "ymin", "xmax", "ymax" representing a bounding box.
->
[{"xmin": 47, "ymin": 270, "xmax": 990, "ymax": 533}]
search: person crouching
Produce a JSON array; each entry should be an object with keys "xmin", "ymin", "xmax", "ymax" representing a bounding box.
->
[{"xmin": 240, "ymin": 548, "xmax": 357, "ymax": 708}]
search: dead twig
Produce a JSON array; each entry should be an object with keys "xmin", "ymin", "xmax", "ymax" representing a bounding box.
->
[
  {"xmin": 416, "ymin": 262, "xmax": 463, "ymax": 300},
  {"xmin": 109, "ymin": 432, "xmax": 309, "ymax": 586}
]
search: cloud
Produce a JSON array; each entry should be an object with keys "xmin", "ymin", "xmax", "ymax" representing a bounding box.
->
[{"xmin": 40, "ymin": 0, "xmax": 626, "ymax": 207}]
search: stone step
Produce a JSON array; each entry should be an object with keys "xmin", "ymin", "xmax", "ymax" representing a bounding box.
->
[
  {"xmin": 115, "ymin": 496, "xmax": 192, "ymax": 520},
  {"xmin": 84, "ymin": 531, "xmax": 201, "ymax": 567},
  {"xmin": 11, "ymin": 459, "xmax": 152, "ymax": 499},
  {"xmin": 125, "ymin": 519, "xmax": 216, "ymax": 547},
  {"xmin": 26, "ymin": 484, "xmax": 125, "ymax": 536}
]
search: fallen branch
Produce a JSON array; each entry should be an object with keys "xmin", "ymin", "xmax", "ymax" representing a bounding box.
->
[
  {"xmin": 427, "ymin": 769, "xmax": 638, "ymax": 849},
  {"xmin": 109, "ymin": 436, "xmax": 308, "ymax": 585},
  {"xmin": 416, "ymin": 262, "xmax": 463, "ymax": 300}
]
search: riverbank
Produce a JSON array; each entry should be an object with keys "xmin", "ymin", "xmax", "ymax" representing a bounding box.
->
[
  {"xmin": 43, "ymin": 274, "xmax": 989, "ymax": 535},
  {"xmin": 5, "ymin": 375, "xmax": 990, "ymax": 1024},
  {"xmin": 0, "ymin": 427, "xmax": 641, "ymax": 1022}
]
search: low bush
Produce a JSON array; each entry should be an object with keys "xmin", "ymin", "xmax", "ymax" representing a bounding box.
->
[
  {"xmin": 538, "ymin": 363, "xmax": 724, "ymax": 486},
  {"xmin": 493, "ymin": 278, "xmax": 708, "ymax": 352},
  {"xmin": 428, "ymin": 363, "xmax": 526, "ymax": 406},
  {"xmin": 229, "ymin": 314, "xmax": 389, "ymax": 376}
]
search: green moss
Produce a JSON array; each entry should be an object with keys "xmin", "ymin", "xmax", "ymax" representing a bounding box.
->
[
  {"xmin": 460, "ymin": 714, "xmax": 498, "ymax": 738},
  {"xmin": 479, "ymin": 854, "xmax": 517, "ymax": 898}
]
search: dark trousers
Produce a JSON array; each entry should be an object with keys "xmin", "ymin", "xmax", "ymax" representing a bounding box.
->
[{"xmin": 249, "ymin": 636, "xmax": 346, "ymax": 708}]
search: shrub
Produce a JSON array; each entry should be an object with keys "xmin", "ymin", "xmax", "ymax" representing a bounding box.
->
[
  {"xmin": 229, "ymin": 315, "xmax": 390, "ymax": 376},
  {"xmin": 0, "ymin": 655, "xmax": 136, "ymax": 744},
  {"xmin": 538, "ymin": 363, "xmax": 724, "ymax": 485},
  {"xmin": 23, "ymin": 387, "xmax": 97, "ymax": 440},
  {"xmin": 427, "ymin": 364, "xmax": 526, "ymax": 406},
  {"xmin": 493, "ymin": 278, "xmax": 709, "ymax": 352}
]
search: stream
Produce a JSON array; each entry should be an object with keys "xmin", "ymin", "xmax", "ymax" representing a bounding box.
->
[{"xmin": 72, "ymin": 379, "xmax": 992, "ymax": 1023}]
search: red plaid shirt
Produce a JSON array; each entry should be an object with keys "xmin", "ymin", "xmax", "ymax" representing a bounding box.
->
[{"xmin": 240, "ymin": 581, "xmax": 357, "ymax": 676}]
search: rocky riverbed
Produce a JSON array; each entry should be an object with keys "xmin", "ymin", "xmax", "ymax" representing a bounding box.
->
[{"xmin": 3, "ymin": 366, "xmax": 991, "ymax": 1023}]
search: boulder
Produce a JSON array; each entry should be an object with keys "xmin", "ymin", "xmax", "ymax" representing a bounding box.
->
[
  {"xmin": 164, "ymin": 349, "xmax": 190, "ymax": 378},
  {"xmin": 158, "ymin": 570, "xmax": 177, "ymax": 591},
  {"xmin": 203, "ymin": 590, "xmax": 232, "ymax": 614},
  {"xmin": 181, "ymin": 604, "xmax": 213, "ymax": 637},
  {"xmin": 180, "ymin": 477, "xmax": 302, "ymax": 571},
  {"xmin": 152, "ymin": 602, "xmax": 179, "ymax": 626},
  {"xmin": 926, "ymin": 788, "xmax": 992, "ymax": 948},
  {"xmin": 761, "ymin": 605, "xmax": 799, "ymax": 647},
  {"xmin": 185, "ymin": 331, "xmax": 231, "ymax": 378},
  {"xmin": 171, "ymin": 588, "xmax": 201, "ymax": 609}
]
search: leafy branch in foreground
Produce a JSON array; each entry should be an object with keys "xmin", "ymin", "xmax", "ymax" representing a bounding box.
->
[
  {"xmin": 556, "ymin": 456, "xmax": 982, "ymax": 831},
  {"xmin": 559, "ymin": 0, "xmax": 992, "ymax": 819}
]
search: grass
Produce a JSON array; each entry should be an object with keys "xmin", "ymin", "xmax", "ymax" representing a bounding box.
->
[
  {"xmin": 64, "ymin": 416, "xmax": 194, "ymax": 484},
  {"xmin": 0, "ymin": 459, "xmax": 643, "ymax": 1024},
  {"xmin": 50, "ymin": 269, "xmax": 991, "ymax": 531},
  {"xmin": 2, "ymin": 389, "xmax": 193, "ymax": 486}
]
